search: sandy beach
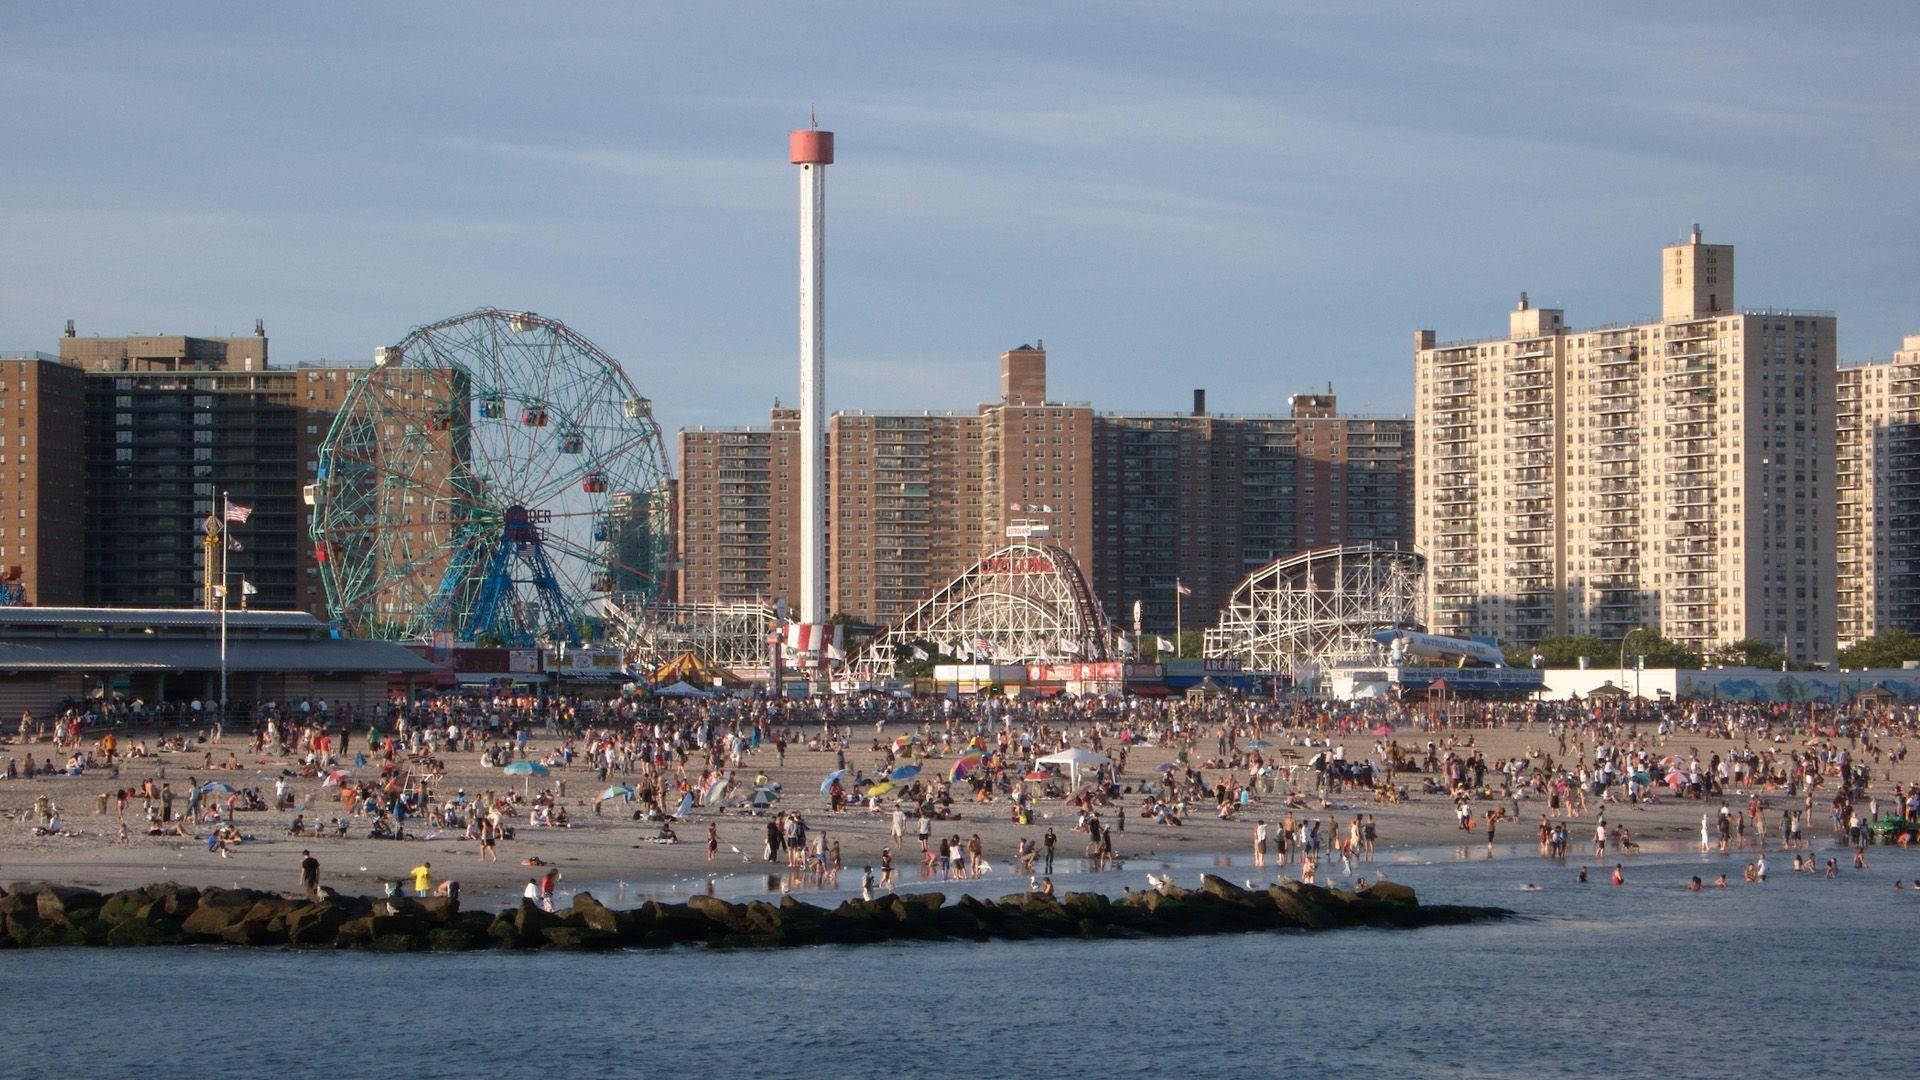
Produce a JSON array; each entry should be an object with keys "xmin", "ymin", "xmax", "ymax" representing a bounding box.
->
[{"xmin": 4, "ymin": 714, "xmax": 1907, "ymax": 907}]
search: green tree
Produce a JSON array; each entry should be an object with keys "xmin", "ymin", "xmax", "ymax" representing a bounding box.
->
[
  {"xmin": 1178, "ymin": 630, "xmax": 1206, "ymax": 660},
  {"xmin": 892, "ymin": 639, "xmax": 958, "ymax": 680},
  {"xmin": 1625, "ymin": 630, "xmax": 1702, "ymax": 670},
  {"xmin": 1501, "ymin": 630, "xmax": 1702, "ymax": 670},
  {"xmin": 1710, "ymin": 638, "xmax": 1788, "ymax": 671},
  {"xmin": 1836, "ymin": 628, "xmax": 1920, "ymax": 670}
]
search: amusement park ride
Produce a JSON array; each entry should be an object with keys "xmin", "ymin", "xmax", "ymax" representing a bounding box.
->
[{"xmin": 308, "ymin": 309, "xmax": 671, "ymax": 648}]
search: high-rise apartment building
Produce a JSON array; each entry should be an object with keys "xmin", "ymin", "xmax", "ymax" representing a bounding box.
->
[
  {"xmin": 0, "ymin": 352, "xmax": 87, "ymax": 605},
  {"xmin": 676, "ymin": 408, "xmax": 801, "ymax": 609},
  {"xmin": 978, "ymin": 346, "xmax": 1095, "ymax": 578},
  {"xmin": 677, "ymin": 344, "xmax": 1412, "ymax": 631},
  {"xmin": 1090, "ymin": 392, "xmax": 1412, "ymax": 631},
  {"xmin": 678, "ymin": 348, "xmax": 1092, "ymax": 626},
  {"xmin": 59, "ymin": 326, "xmax": 368, "ymax": 614},
  {"xmin": 829, "ymin": 409, "xmax": 984, "ymax": 622},
  {"xmin": 1416, "ymin": 229, "xmax": 1836, "ymax": 664},
  {"xmin": 1835, "ymin": 334, "xmax": 1920, "ymax": 645}
]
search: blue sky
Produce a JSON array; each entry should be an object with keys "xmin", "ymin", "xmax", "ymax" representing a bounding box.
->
[{"xmin": 5, "ymin": 2, "xmax": 1916, "ymax": 440}]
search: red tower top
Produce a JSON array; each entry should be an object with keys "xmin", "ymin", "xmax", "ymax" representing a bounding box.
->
[{"xmin": 790, "ymin": 129, "xmax": 834, "ymax": 165}]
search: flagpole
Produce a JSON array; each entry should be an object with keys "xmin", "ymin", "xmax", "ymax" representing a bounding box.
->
[{"xmin": 1174, "ymin": 579, "xmax": 1184, "ymax": 660}]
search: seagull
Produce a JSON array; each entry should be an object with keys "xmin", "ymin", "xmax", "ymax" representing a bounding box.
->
[{"xmin": 1146, "ymin": 873, "xmax": 1170, "ymax": 892}]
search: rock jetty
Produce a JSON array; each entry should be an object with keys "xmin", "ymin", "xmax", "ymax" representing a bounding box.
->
[{"xmin": 0, "ymin": 876, "xmax": 1509, "ymax": 952}]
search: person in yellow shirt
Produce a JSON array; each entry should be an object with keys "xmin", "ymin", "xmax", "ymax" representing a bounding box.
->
[{"xmin": 410, "ymin": 861, "xmax": 433, "ymax": 896}]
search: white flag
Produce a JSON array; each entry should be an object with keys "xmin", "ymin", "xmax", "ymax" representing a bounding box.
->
[
  {"xmin": 242, "ymin": 580, "xmax": 258, "ymax": 596},
  {"xmin": 1156, "ymin": 636, "xmax": 1175, "ymax": 652}
]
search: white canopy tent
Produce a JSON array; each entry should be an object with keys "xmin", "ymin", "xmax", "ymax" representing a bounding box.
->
[
  {"xmin": 1036, "ymin": 746, "xmax": 1111, "ymax": 788},
  {"xmin": 654, "ymin": 680, "xmax": 713, "ymax": 698}
]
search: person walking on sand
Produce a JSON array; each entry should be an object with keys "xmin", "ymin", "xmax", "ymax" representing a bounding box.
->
[
  {"xmin": 1254, "ymin": 820, "xmax": 1268, "ymax": 867},
  {"xmin": 478, "ymin": 814, "xmax": 499, "ymax": 861},
  {"xmin": 299, "ymin": 849, "xmax": 321, "ymax": 899},
  {"xmin": 1043, "ymin": 827, "xmax": 1057, "ymax": 874}
]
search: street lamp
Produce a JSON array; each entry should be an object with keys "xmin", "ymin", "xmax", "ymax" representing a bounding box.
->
[{"xmin": 1619, "ymin": 626, "xmax": 1652, "ymax": 700}]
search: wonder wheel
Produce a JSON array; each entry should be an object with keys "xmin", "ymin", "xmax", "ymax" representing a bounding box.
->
[{"xmin": 309, "ymin": 309, "xmax": 669, "ymax": 645}]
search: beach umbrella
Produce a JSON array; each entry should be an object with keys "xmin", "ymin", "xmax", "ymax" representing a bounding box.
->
[
  {"xmin": 890, "ymin": 764, "xmax": 922, "ymax": 781},
  {"xmin": 1243, "ymin": 739, "xmax": 1273, "ymax": 750},
  {"xmin": 503, "ymin": 759, "xmax": 547, "ymax": 796},
  {"xmin": 704, "ymin": 777, "xmax": 729, "ymax": 804},
  {"xmin": 321, "ymin": 770, "xmax": 350, "ymax": 788},
  {"xmin": 199, "ymin": 781, "xmax": 235, "ymax": 795},
  {"xmin": 867, "ymin": 781, "xmax": 894, "ymax": 798},
  {"xmin": 819, "ymin": 769, "xmax": 846, "ymax": 795},
  {"xmin": 1023, "ymin": 770, "xmax": 1053, "ymax": 781},
  {"xmin": 601, "ymin": 785, "xmax": 636, "ymax": 801},
  {"xmin": 948, "ymin": 753, "xmax": 984, "ymax": 782},
  {"xmin": 892, "ymin": 735, "xmax": 918, "ymax": 750}
]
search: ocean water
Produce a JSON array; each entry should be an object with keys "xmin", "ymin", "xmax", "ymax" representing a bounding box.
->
[{"xmin": 6, "ymin": 843, "xmax": 1916, "ymax": 1079}]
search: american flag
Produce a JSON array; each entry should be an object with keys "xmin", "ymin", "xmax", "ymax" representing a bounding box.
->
[
  {"xmin": 224, "ymin": 503, "xmax": 253, "ymax": 524},
  {"xmin": 1175, "ymin": 581, "xmax": 1192, "ymax": 597}
]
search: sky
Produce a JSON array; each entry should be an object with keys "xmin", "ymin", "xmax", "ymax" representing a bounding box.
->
[{"xmin": 5, "ymin": 2, "xmax": 1917, "ymax": 444}]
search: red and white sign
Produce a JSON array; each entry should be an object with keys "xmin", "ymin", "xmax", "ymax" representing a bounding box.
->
[{"xmin": 783, "ymin": 623, "xmax": 843, "ymax": 654}]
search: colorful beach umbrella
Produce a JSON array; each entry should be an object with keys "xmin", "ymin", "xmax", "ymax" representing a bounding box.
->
[
  {"xmin": 704, "ymin": 777, "xmax": 730, "ymax": 804},
  {"xmin": 199, "ymin": 781, "xmax": 235, "ymax": 795},
  {"xmin": 1243, "ymin": 739, "xmax": 1273, "ymax": 750},
  {"xmin": 320, "ymin": 770, "xmax": 350, "ymax": 788},
  {"xmin": 819, "ymin": 769, "xmax": 846, "ymax": 795},
  {"xmin": 949, "ymin": 753, "xmax": 984, "ymax": 782},
  {"xmin": 1024, "ymin": 770, "xmax": 1053, "ymax": 781},
  {"xmin": 601, "ymin": 785, "xmax": 636, "ymax": 801},
  {"xmin": 867, "ymin": 781, "xmax": 895, "ymax": 798},
  {"xmin": 502, "ymin": 761, "xmax": 548, "ymax": 776},
  {"xmin": 1154, "ymin": 763, "xmax": 1178, "ymax": 773},
  {"xmin": 890, "ymin": 764, "xmax": 922, "ymax": 781}
]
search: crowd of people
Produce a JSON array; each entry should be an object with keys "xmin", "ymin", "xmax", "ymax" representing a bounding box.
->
[{"xmin": 4, "ymin": 686, "xmax": 1918, "ymax": 903}]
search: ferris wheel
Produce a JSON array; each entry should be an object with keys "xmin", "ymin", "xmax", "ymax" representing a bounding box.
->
[{"xmin": 309, "ymin": 308, "xmax": 670, "ymax": 646}]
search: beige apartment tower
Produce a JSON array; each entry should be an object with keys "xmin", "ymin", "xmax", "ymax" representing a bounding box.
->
[
  {"xmin": 1835, "ymin": 334, "xmax": 1920, "ymax": 645},
  {"xmin": 1416, "ymin": 230, "xmax": 1836, "ymax": 664}
]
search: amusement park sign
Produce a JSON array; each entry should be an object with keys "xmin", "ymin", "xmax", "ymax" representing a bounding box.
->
[{"xmin": 981, "ymin": 555, "xmax": 1056, "ymax": 575}]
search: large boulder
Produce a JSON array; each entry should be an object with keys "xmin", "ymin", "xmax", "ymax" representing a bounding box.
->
[
  {"xmin": 686, "ymin": 895, "xmax": 751, "ymax": 935},
  {"xmin": 418, "ymin": 896, "xmax": 461, "ymax": 925},
  {"xmin": 507, "ymin": 900, "xmax": 562, "ymax": 946},
  {"xmin": 97, "ymin": 890, "xmax": 150, "ymax": 927},
  {"xmin": 569, "ymin": 893, "xmax": 620, "ymax": 934},
  {"xmin": 180, "ymin": 902, "xmax": 250, "ymax": 940},
  {"xmin": 285, "ymin": 902, "xmax": 350, "ymax": 945},
  {"xmin": 106, "ymin": 917, "xmax": 183, "ymax": 947},
  {"xmin": 1360, "ymin": 880, "xmax": 1417, "ymax": 906},
  {"xmin": 34, "ymin": 885, "xmax": 103, "ymax": 925},
  {"xmin": 540, "ymin": 925, "xmax": 621, "ymax": 951}
]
